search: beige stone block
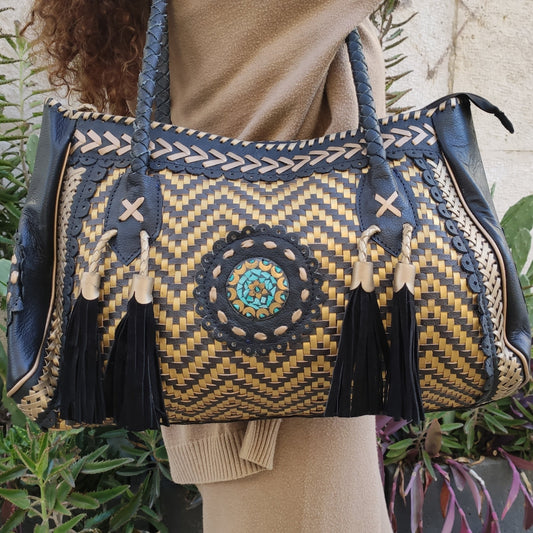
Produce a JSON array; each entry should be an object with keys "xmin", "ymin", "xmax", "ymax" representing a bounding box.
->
[{"xmin": 391, "ymin": 0, "xmax": 533, "ymax": 216}]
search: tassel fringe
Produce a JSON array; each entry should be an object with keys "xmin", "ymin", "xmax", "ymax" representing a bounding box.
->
[
  {"xmin": 104, "ymin": 230, "xmax": 168, "ymax": 431},
  {"xmin": 326, "ymin": 225, "xmax": 388, "ymax": 417},
  {"xmin": 385, "ymin": 224, "xmax": 424, "ymax": 423},
  {"xmin": 58, "ymin": 230, "xmax": 117, "ymax": 424}
]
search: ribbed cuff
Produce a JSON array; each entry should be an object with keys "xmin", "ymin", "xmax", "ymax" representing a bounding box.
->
[
  {"xmin": 239, "ymin": 419, "xmax": 282, "ymax": 470},
  {"xmin": 162, "ymin": 419, "xmax": 282, "ymax": 484}
]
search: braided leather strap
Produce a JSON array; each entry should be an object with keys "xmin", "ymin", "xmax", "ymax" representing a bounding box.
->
[
  {"xmin": 346, "ymin": 30, "xmax": 388, "ymax": 169},
  {"xmin": 132, "ymin": 4, "xmax": 385, "ymax": 177},
  {"xmin": 153, "ymin": 12, "xmax": 171, "ymax": 124},
  {"xmin": 131, "ymin": 0, "xmax": 167, "ymax": 175}
]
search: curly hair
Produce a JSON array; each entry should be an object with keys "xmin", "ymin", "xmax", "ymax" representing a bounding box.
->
[{"xmin": 25, "ymin": 0, "xmax": 151, "ymax": 115}]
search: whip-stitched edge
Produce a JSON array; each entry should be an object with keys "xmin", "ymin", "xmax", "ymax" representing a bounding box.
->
[
  {"xmin": 45, "ymin": 97, "xmax": 452, "ymax": 183},
  {"xmin": 428, "ymin": 157, "xmax": 527, "ymax": 401},
  {"xmin": 193, "ymin": 224, "xmax": 326, "ymax": 356},
  {"xmin": 16, "ymin": 166, "xmax": 85, "ymax": 422},
  {"xmin": 413, "ymin": 157, "xmax": 484, "ymax": 295},
  {"xmin": 47, "ymin": 96, "xmax": 454, "ymax": 148}
]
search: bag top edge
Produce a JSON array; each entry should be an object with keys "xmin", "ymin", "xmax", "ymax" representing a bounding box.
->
[{"xmin": 44, "ymin": 95, "xmax": 462, "ymax": 151}]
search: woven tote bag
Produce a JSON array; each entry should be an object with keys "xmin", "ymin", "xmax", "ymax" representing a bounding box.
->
[{"xmin": 6, "ymin": 0, "xmax": 530, "ymax": 430}]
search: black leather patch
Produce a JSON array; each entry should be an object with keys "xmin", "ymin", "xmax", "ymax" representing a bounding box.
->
[
  {"xmin": 104, "ymin": 171, "xmax": 162, "ymax": 265},
  {"xmin": 7, "ymin": 104, "xmax": 76, "ymax": 400},
  {"xmin": 194, "ymin": 225, "xmax": 325, "ymax": 355},
  {"xmin": 356, "ymin": 164, "xmax": 418, "ymax": 257}
]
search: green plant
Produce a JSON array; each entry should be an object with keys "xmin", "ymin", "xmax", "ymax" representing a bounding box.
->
[
  {"xmin": 371, "ymin": 0, "xmax": 416, "ymax": 113},
  {"xmin": 380, "ymin": 196, "xmax": 533, "ymax": 532},
  {"xmin": 0, "ymin": 15, "xmax": 176, "ymax": 531},
  {"xmin": 0, "ymin": 10, "xmax": 44, "ymax": 259},
  {"xmin": 0, "ymin": 424, "xmax": 132, "ymax": 532},
  {"xmin": 0, "ymin": 421, "xmax": 175, "ymax": 532},
  {"xmin": 501, "ymin": 195, "xmax": 533, "ymax": 325}
]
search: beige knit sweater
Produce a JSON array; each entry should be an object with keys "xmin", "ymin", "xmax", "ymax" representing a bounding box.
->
[{"xmin": 163, "ymin": 0, "xmax": 385, "ymax": 484}]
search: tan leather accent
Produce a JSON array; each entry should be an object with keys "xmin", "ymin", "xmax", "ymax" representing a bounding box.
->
[
  {"xmin": 80, "ymin": 272, "xmax": 101, "ymax": 300},
  {"xmin": 393, "ymin": 263, "xmax": 415, "ymax": 293},
  {"xmin": 443, "ymin": 157, "xmax": 531, "ymax": 383},
  {"xmin": 130, "ymin": 274, "xmax": 154, "ymax": 304},
  {"xmin": 350, "ymin": 261, "xmax": 374, "ymax": 292}
]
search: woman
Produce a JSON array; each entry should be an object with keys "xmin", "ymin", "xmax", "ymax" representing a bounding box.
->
[{"xmin": 27, "ymin": 1, "xmax": 392, "ymax": 531}]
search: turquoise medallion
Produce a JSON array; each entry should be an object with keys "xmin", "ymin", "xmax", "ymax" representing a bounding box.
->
[{"xmin": 227, "ymin": 258, "xmax": 289, "ymax": 320}]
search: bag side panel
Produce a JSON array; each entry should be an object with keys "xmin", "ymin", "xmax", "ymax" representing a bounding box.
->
[
  {"xmin": 432, "ymin": 99, "xmax": 531, "ymax": 381},
  {"xmin": 7, "ymin": 104, "xmax": 76, "ymax": 401}
]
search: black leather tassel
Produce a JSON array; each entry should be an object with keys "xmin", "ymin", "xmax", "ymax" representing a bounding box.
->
[
  {"xmin": 385, "ymin": 224, "xmax": 424, "ymax": 424},
  {"xmin": 59, "ymin": 272, "xmax": 105, "ymax": 424},
  {"xmin": 104, "ymin": 232, "xmax": 168, "ymax": 431},
  {"xmin": 326, "ymin": 225, "xmax": 388, "ymax": 417}
]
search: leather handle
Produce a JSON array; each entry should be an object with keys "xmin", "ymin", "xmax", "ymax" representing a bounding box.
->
[
  {"xmin": 128, "ymin": 0, "xmax": 418, "ymax": 256},
  {"xmin": 132, "ymin": 1, "xmax": 384, "ymax": 175},
  {"xmin": 131, "ymin": 0, "xmax": 168, "ymax": 177},
  {"xmin": 346, "ymin": 30, "xmax": 418, "ymax": 256}
]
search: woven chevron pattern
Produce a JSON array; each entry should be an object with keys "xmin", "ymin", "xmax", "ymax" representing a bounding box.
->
[
  {"xmin": 48, "ymin": 158, "xmax": 487, "ymax": 423},
  {"xmin": 13, "ymin": 96, "xmax": 529, "ymax": 426}
]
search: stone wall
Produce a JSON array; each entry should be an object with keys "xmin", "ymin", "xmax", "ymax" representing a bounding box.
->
[
  {"xmin": 2, "ymin": 0, "xmax": 532, "ymax": 216},
  {"xmin": 390, "ymin": 0, "xmax": 533, "ymax": 216}
]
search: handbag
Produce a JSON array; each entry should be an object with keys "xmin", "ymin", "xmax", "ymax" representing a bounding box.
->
[{"xmin": 6, "ymin": 0, "xmax": 530, "ymax": 431}]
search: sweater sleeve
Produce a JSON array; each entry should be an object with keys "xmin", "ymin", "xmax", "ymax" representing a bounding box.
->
[{"xmin": 162, "ymin": 419, "xmax": 282, "ymax": 484}]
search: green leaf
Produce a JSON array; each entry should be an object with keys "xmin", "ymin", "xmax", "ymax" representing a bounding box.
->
[
  {"xmin": 0, "ymin": 488, "xmax": 31, "ymax": 509},
  {"xmin": 35, "ymin": 445, "xmax": 50, "ymax": 480},
  {"xmin": 508, "ymin": 227, "xmax": 531, "ymax": 274},
  {"xmin": 49, "ymin": 456, "xmax": 77, "ymax": 479},
  {"xmin": 501, "ymin": 195, "xmax": 533, "ymax": 235},
  {"xmin": 25, "ymin": 132, "xmax": 39, "ymax": 173},
  {"xmin": 0, "ymin": 508, "xmax": 26, "ymax": 533},
  {"xmin": 140, "ymin": 505, "xmax": 168, "ymax": 533},
  {"xmin": 0, "ymin": 258, "xmax": 11, "ymax": 296},
  {"xmin": 89, "ymin": 485, "xmax": 130, "ymax": 504},
  {"xmin": 79, "ymin": 444, "xmax": 110, "ymax": 464},
  {"xmin": 422, "ymin": 450, "xmax": 437, "ymax": 480},
  {"xmin": 440, "ymin": 437, "xmax": 464, "ymax": 450},
  {"xmin": 81, "ymin": 457, "xmax": 133, "ymax": 474},
  {"xmin": 483, "ymin": 413, "xmax": 509, "ymax": 434},
  {"xmin": 67, "ymin": 492, "xmax": 101, "ymax": 510},
  {"xmin": 44, "ymin": 482, "xmax": 57, "ymax": 514},
  {"xmin": 12, "ymin": 445, "xmax": 35, "ymax": 472},
  {"xmin": 71, "ymin": 444, "xmax": 109, "ymax": 477},
  {"xmin": 84, "ymin": 507, "xmax": 116, "ymax": 529},
  {"xmin": 463, "ymin": 416, "xmax": 476, "ymax": 452},
  {"xmin": 60, "ymin": 466, "xmax": 76, "ymax": 488},
  {"xmin": 109, "ymin": 486, "xmax": 143, "ymax": 532},
  {"xmin": 512, "ymin": 398, "xmax": 533, "ymax": 423},
  {"xmin": 53, "ymin": 500, "xmax": 71, "ymax": 516},
  {"xmin": 54, "ymin": 513, "xmax": 86, "ymax": 533},
  {"xmin": 439, "ymin": 423, "xmax": 465, "ymax": 433},
  {"xmin": 0, "ymin": 465, "xmax": 26, "ymax": 484},
  {"xmin": 387, "ymin": 438, "xmax": 414, "ymax": 452}
]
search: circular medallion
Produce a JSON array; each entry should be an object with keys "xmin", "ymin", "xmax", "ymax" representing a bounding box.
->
[
  {"xmin": 227, "ymin": 258, "xmax": 289, "ymax": 320},
  {"xmin": 194, "ymin": 225, "xmax": 325, "ymax": 355}
]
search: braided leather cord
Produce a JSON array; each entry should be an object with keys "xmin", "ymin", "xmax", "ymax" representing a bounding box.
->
[
  {"xmin": 133, "ymin": 5, "xmax": 384, "ymax": 176},
  {"xmin": 346, "ymin": 30, "xmax": 388, "ymax": 170},
  {"xmin": 153, "ymin": 12, "xmax": 171, "ymax": 124},
  {"xmin": 131, "ymin": 0, "xmax": 167, "ymax": 175}
]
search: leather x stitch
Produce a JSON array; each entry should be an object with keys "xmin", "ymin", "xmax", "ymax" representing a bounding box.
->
[
  {"xmin": 119, "ymin": 197, "xmax": 145, "ymax": 222},
  {"xmin": 375, "ymin": 191, "xmax": 401, "ymax": 218}
]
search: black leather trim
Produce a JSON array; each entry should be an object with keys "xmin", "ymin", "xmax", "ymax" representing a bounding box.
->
[
  {"xmin": 356, "ymin": 165, "xmax": 419, "ymax": 257},
  {"xmin": 432, "ymin": 96, "xmax": 531, "ymax": 365},
  {"xmin": 104, "ymin": 171, "xmax": 163, "ymax": 265},
  {"xmin": 7, "ymin": 105, "xmax": 76, "ymax": 400}
]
